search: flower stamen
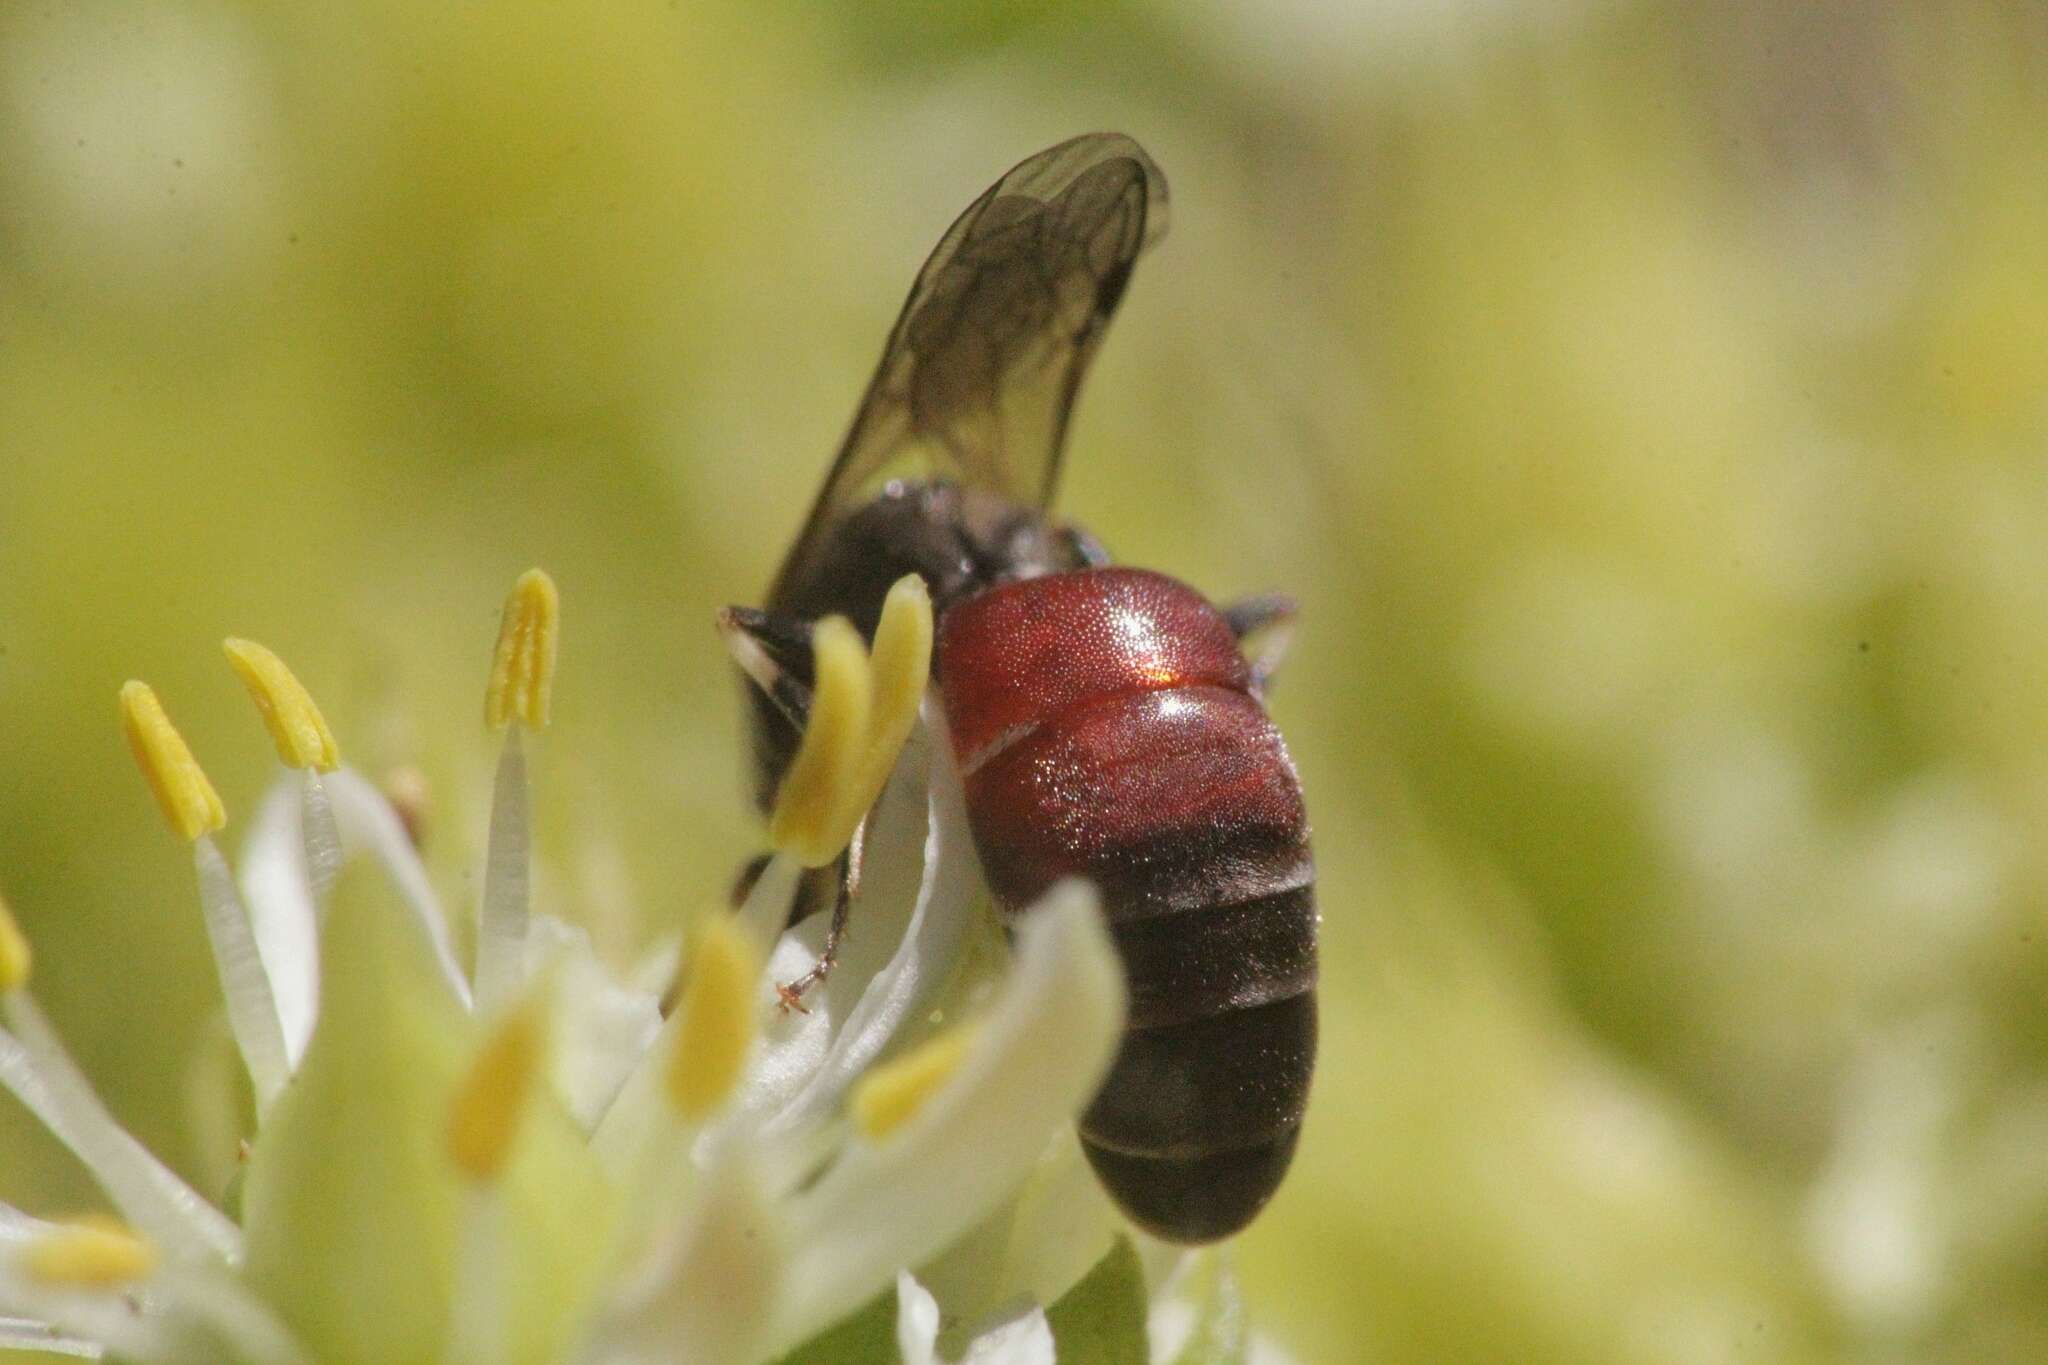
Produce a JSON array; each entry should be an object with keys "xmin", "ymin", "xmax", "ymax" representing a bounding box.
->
[
  {"xmin": 0, "ymin": 964, "xmax": 242, "ymax": 1264},
  {"xmin": 121, "ymin": 683, "xmax": 291, "ymax": 1110},
  {"xmin": 222, "ymin": 640, "xmax": 339, "ymax": 773},
  {"xmin": 443, "ymin": 1001, "xmax": 548, "ymax": 1365},
  {"xmin": 849, "ymin": 1024, "xmax": 978, "ymax": 1140},
  {"xmin": 768, "ymin": 616, "xmax": 870, "ymax": 867},
  {"xmin": 20, "ymin": 1216, "xmax": 155, "ymax": 1288},
  {"xmin": 664, "ymin": 916, "xmax": 760, "ymax": 1124},
  {"xmin": 484, "ymin": 568, "xmax": 559, "ymax": 733},
  {"xmin": 225, "ymin": 640, "xmax": 345, "ymax": 914},
  {"xmin": 476, "ymin": 568, "xmax": 558, "ymax": 1012},
  {"xmin": 763, "ymin": 574, "xmax": 933, "ymax": 870},
  {"xmin": 446, "ymin": 998, "xmax": 547, "ymax": 1183},
  {"xmin": 119, "ymin": 681, "xmax": 225, "ymax": 842},
  {"xmin": 192, "ymin": 839, "xmax": 293, "ymax": 1109},
  {"xmin": 857, "ymin": 575, "xmax": 933, "ymax": 815}
]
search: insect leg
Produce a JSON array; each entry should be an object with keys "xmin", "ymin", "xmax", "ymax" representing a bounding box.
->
[
  {"xmin": 774, "ymin": 816, "xmax": 866, "ymax": 1012},
  {"xmin": 718, "ymin": 605, "xmax": 815, "ymax": 728},
  {"xmin": 661, "ymin": 851, "xmax": 843, "ymax": 1017},
  {"xmin": 1222, "ymin": 593, "xmax": 1298, "ymax": 694}
]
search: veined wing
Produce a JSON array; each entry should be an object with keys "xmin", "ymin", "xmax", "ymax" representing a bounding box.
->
[{"xmin": 772, "ymin": 133, "xmax": 1168, "ymax": 605}]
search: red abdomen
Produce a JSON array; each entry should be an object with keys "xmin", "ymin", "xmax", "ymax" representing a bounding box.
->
[{"xmin": 937, "ymin": 567, "xmax": 1316, "ymax": 1243}]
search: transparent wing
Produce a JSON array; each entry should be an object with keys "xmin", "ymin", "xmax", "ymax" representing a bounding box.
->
[{"xmin": 772, "ymin": 133, "xmax": 1168, "ymax": 596}]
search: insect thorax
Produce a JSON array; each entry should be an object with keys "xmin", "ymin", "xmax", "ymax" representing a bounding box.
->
[{"xmin": 772, "ymin": 479, "xmax": 1093, "ymax": 636}]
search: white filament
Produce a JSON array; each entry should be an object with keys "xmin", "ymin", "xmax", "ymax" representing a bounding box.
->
[
  {"xmin": 0, "ymin": 999, "xmax": 240, "ymax": 1264},
  {"xmin": 298, "ymin": 769, "xmax": 343, "ymax": 912},
  {"xmin": 474, "ymin": 732, "xmax": 531, "ymax": 1015},
  {"xmin": 192, "ymin": 835, "xmax": 292, "ymax": 1111}
]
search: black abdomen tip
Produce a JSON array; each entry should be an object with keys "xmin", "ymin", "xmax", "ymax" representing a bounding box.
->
[
  {"xmin": 1079, "ymin": 990, "xmax": 1315, "ymax": 1243},
  {"xmin": 1081, "ymin": 1126, "xmax": 1303, "ymax": 1244}
]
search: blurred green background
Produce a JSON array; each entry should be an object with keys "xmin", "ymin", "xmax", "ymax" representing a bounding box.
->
[{"xmin": 4, "ymin": 2, "xmax": 2046, "ymax": 1360}]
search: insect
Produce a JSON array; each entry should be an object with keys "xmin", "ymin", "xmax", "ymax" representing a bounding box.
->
[{"xmin": 726, "ymin": 134, "xmax": 1315, "ymax": 1244}]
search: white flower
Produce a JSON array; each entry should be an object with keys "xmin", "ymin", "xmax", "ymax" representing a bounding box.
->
[
  {"xmin": 896, "ymin": 1271, "xmax": 1054, "ymax": 1365},
  {"xmin": 0, "ymin": 568, "xmax": 1139, "ymax": 1363}
]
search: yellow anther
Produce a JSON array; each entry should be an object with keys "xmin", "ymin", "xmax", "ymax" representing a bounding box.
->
[
  {"xmin": 664, "ymin": 916, "xmax": 760, "ymax": 1123},
  {"xmin": 764, "ymin": 579, "xmax": 932, "ymax": 868},
  {"xmin": 446, "ymin": 998, "xmax": 547, "ymax": 1182},
  {"xmin": 855, "ymin": 573, "xmax": 933, "ymax": 800},
  {"xmin": 485, "ymin": 569, "xmax": 560, "ymax": 732},
  {"xmin": 0, "ymin": 890, "xmax": 29, "ymax": 992},
  {"xmin": 768, "ymin": 616, "xmax": 871, "ymax": 867},
  {"xmin": 21, "ymin": 1216, "xmax": 157, "ymax": 1287},
  {"xmin": 850, "ymin": 1025, "xmax": 978, "ymax": 1140},
  {"xmin": 119, "ymin": 681, "xmax": 226, "ymax": 842},
  {"xmin": 222, "ymin": 638, "xmax": 339, "ymax": 772}
]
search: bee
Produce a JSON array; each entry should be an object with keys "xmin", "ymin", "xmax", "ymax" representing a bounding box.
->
[{"xmin": 728, "ymin": 134, "xmax": 1314, "ymax": 1243}]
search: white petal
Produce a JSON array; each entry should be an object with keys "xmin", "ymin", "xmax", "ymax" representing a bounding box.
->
[
  {"xmin": 767, "ymin": 712, "xmax": 982, "ymax": 1134},
  {"xmin": 448, "ymin": 1189, "xmax": 510, "ymax": 1365},
  {"xmin": 0, "ymin": 1229, "xmax": 163, "ymax": 1362},
  {"xmin": 687, "ymin": 920, "xmax": 837, "ymax": 1161},
  {"xmin": 892, "ymin": 1277, "xmax": 1057, "ymax": 1365},
  {"xmin": 0, "ymin": 1253, "xmax": 304, "ymax": 1365},
  {"xmin": 913, "ymin": 1129, "xmax": 1120, "ymax": 1338},
  {"xmin": 585, "ymin": 931, "xmax": 812, "ymax": 1177},
  {"xmin": 5, "ymin": 1208, "xmax": 299, "ymax": 1362},
  {"xmin": 959, "ymin": 1306, "xmax": 1056, "ymax": 1365},
  {"xmin": 579, "ymin": 1155, "xmax": 786, "ymax": 1365},
  {"xmin": 1149, "ymin": 1299, "xmax": 1197, "ymax": 1363},
  {"xmin": 815, "ymin": 722, "xmax": 936, "ymax": 1005},
  {"xmin": 235, "ymin": 763, "xmax": 433, "ymax": 1044},
  {"xmin": 521, "ymin": 915, "xmax": 662, "ymax": 1130},
  {"xmin": 0, "ymin": 1205, "xmax": 52, "ymax": 1247},
  {"xmin": 0, "ymin": 1271, "xmax": 160, "ymax": 1361},
  {"xmin": 323, "ymin": 766, "xmax": 472, "ymax": 1006},
  {"xmin": 0, "ymin": 1316, "xmax": 101, "ymax": 1357},
  {"xmin": 802, "ymin": 720, "xmax": 938, "ymax": 1007},
  {"xmin": 241, "ymin": 767, "xmax": 474, "ymax": 1037},
  {"xmin": 1143, "ymin": 1250, "xmax": 1206, "ymax": 1362},
  {"xmin": 239, "ymin": 777, "xmax": 321, "ymax": 1062},
  {"xmin": 335, "ymin": 768, "xmax": 475, "ymax": 1002},
  {"xmin": 588, "ymin": 887, "xmax": 825, "ymax": 1175},
  {"xmin": 0, "ymin": 1215, "xmax": 116, "ymax": 1357},
  {"xmin": 894, "ymin": 1271, "xmax": 942, "ymax": 1365},
  {"xmin": 772, "ymin": 883, "xmax": 1127, "ymax": 1353}
]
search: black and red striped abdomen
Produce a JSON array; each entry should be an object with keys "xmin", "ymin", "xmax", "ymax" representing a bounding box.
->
[{"xmin": 937, "ymin": 567, "xmax": 1316, "ymax": 1243}]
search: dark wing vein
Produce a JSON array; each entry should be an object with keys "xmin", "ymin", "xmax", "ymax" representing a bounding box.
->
[{"xmin": 772, "ymin": 132, "xmax": 1168, "ymax": 600}]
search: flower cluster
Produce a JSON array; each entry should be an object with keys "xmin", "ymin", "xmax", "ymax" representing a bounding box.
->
[{"xmin": 0, "ymin": 568, "xmax": 1275, "ymax": 1363}]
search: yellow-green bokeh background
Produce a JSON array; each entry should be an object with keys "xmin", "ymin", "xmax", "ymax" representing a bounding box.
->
[{"xmin": 4, "ymin": 3, "xmax": 2046, "ymax": 1360}]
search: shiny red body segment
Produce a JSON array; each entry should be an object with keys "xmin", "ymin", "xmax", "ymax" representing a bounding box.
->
[
  {"xmin": 937, "ymin": 566, "xmax": 1317, "ymax": 1242},
  {"xmin": 939, "ymin": 569, "xmax": 1309, "ymax": 930},
  {"xmin": 940, "ymin": 567, "xmax": 1251, "ymax": 766}
]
